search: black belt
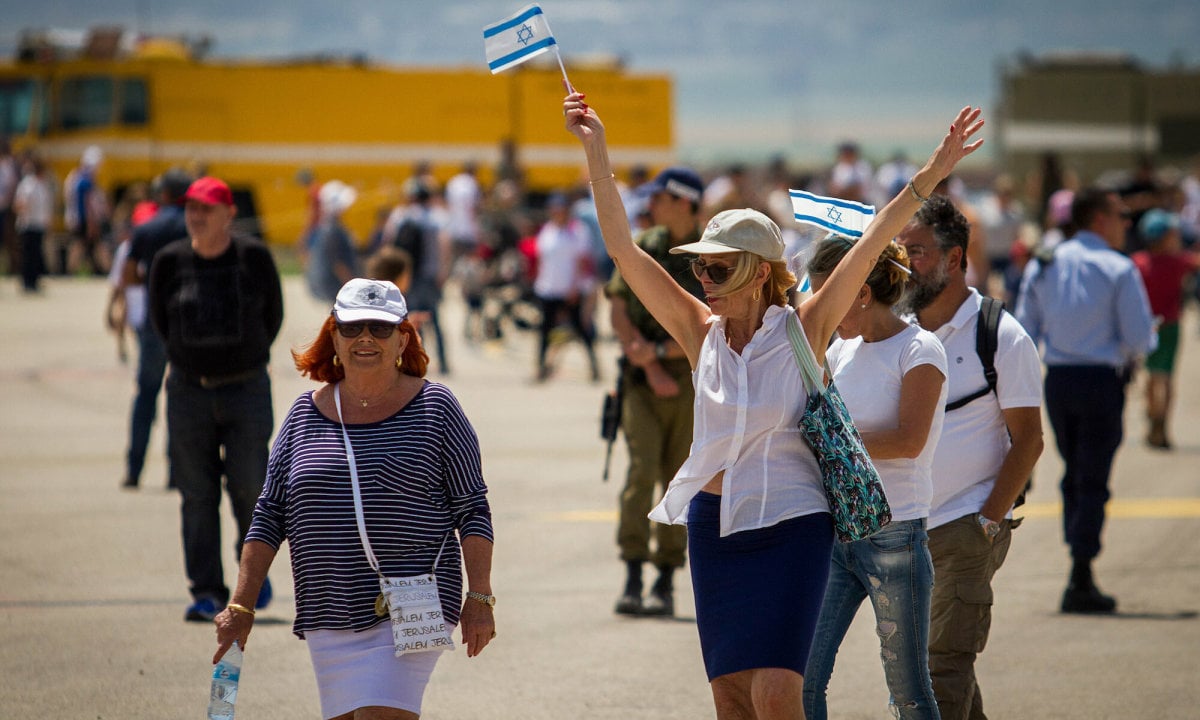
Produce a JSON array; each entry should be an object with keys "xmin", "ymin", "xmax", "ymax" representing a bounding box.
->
[{"xmin": 180, "ymin": 365, "xmax": 265, "ymax": 389}]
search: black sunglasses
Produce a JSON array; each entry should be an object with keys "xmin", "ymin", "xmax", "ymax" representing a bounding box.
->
[
  {"xmin": 690, "ymin": 258, "xmax": 734, "ymax": 284},
  {"xmin": 336, "ymin": 322, "xmax": 399, "ymax": 339}
]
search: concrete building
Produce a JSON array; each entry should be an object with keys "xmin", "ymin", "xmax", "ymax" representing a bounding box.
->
[{"xmin": 996, "ymin": 52, "xmax": 1200, "ymax": 185}]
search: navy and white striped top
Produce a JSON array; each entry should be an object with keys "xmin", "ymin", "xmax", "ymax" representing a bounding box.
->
[{"xmin": 245, "ymin": 381, "xmax": 493, "ymax": 637}]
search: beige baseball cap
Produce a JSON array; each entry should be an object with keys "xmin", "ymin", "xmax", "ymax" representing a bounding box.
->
[{"xmin": 669, "ymin": 208, "xmax": 785, "ymax": 261}]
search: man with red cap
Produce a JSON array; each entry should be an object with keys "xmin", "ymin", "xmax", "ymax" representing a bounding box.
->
[{"xmin": 148, "ymin": 176, "xmax": 285, "ymax": 621}]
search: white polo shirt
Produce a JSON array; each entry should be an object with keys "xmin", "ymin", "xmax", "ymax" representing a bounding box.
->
[
  {"xmin": 650, "ymin": 305, "xmax": 829, "ymax": 536},
  {"xmin": 918, "ymin": 290, "xmax": 1043, "ymax": 529}
]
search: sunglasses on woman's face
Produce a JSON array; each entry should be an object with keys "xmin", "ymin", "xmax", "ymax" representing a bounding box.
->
[
  {"xmin": 690, "ymin": 258, "xmax": 734, "ymax": 284},
  {"xmin": 336, "ymin": 322, "xmax": 398, "ymax": 339}
]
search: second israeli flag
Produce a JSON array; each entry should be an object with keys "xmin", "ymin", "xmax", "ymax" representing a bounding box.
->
[{"xmin": 790, "ymin": 190, "xmax": 876, "ymax": 238}]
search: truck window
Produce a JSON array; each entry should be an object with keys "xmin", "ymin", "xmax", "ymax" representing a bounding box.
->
[
  {"xmin": 120, "ymin": 77, "xmax": 148, "ymax": 126},
  {"xmin": 0, "ymin": 78, "xmax": 36, "ymax": 135},
  {"xmin": 60, "ymin": 76, "xmax": 114, "ymax": 130}
]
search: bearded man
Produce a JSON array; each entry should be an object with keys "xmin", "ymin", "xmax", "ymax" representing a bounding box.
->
[{"xmin": 896, "ymin": 194, "xmax": 1044, "ymax": 720}]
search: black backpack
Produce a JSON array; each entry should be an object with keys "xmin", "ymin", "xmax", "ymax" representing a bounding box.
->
[
  {"xmin": 392, "ymin": 217, "xmax": 427, "ymax": 274},
  {"xmin": 944, "ymin": 296, "xmax": 1005, "ymax": 412}
]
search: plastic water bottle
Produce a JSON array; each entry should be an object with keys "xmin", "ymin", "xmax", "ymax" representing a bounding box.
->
[{"xmin": 207, "ymin": 640, "xmax": 242, "ymax": 720}]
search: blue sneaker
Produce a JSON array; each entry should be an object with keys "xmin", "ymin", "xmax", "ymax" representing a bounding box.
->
[
  {"xmin": 185, "ymin": 596, "xmax": 224, "ymax": 622},
  {"xmin": 255, "ymin": 577, "xmax": 273, "ymax": 610}
]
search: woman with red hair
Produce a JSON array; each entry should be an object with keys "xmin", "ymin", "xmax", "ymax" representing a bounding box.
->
[{"xmin": 212, "ymin": 278, "xmax": 496, "ymax": 719}]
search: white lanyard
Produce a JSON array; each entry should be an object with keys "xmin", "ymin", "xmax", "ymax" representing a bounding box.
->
[{"xmin": 333, "ymin": 384, "xmax": 446, "ymax": 578}]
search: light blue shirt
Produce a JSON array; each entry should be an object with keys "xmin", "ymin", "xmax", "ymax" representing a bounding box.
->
[{"xmin": 1015, "ymin": 231, "xmax": 1155, "ymax": 367}]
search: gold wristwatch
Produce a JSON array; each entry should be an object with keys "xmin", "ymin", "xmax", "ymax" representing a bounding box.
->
[{"xmin": 466, "ymin": 591, "xmax": 497, "ymax": 607}]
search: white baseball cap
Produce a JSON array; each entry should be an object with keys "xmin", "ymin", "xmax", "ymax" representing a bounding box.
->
[
  {"xmin": 318, "ymin": 180, "xmax": 358, "ymax": 216},
  {"xmin": 81, "ymin": 145, "xmax": 103, "ymax": 169},
  {"xmin": 333, "ymin": 279, "xmax": 408, "ymax": 323}
]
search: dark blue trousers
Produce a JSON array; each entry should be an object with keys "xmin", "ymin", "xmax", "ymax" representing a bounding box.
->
[
  {"xmin": 126, "ymin": 324, "xmax": 168, "ymax": 485},
  {"xmin": 1044, "ymin": 365, "xmax": 1127, "ymax": 561}
]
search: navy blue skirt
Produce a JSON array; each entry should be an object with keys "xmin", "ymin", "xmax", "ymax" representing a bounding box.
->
[{"xmin": 687, "ymin": 492, "xmax": 833, "ymax": 680}]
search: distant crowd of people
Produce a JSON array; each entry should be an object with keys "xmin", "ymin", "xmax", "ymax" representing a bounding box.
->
[{"xmin": 0, "ymin": 142, "xmax": 115, "ymax": 293}]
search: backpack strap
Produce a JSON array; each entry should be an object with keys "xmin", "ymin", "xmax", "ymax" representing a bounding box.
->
[
  {"xmin": 976, "ymin": 295, "xmax": 1003, "ymax": 395},
  {"xmin": 945, "ymin": 295, "xmax": 1004, "ymax": 412},
  {"xmin": 942, "ymin": 295, "xmax": 1033, "ymax": 510}
]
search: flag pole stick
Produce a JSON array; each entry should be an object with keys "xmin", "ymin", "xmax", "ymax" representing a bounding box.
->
[{"xmin": 553, "ymin": 46, "xmax": 574, "ymax": 94}]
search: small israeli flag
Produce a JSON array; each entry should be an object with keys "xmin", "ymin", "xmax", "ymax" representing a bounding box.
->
[
  {"xmin": 790, "ymin": 190, "xmax": 876, "ymax": 238},
  {"xmin": 484, "ymin": 4, "xmax": 558, "ymax": 74}
]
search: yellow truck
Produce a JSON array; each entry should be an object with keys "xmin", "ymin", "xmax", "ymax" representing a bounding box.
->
[{"xmin": 0, "ymin": 34, "xmax": 673, "ymax": 244}]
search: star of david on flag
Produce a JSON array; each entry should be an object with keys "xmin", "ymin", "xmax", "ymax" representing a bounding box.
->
[
  {"xmin": 484, "ymin": 4, "xmax": 558, "ymax": 74},
  {"xmin": 789, "ymin": 189, "xmax": 876, "ymax": 238}
]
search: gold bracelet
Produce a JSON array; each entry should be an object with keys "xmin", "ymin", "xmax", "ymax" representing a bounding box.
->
[
  {"xmin": 907, "ymin": 178, "xmax": 930, "ymax": 203},
  {"xmin": 589, "ymin": 173, "xmax": 616, "ymax": 185},
  {"xmin": 227, "ymin": 602, "xmax": 256, "ymax": 617}
]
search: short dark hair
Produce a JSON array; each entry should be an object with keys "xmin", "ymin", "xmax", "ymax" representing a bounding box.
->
[
  {"xmin": 913, "ymin": 195, "xmax": 969, "ymax": 270},
  {"xmin": 1071, "ymin": 187, "xmax": 1114, "ymax": 231},
  {"xmin": 160, "ymin": 168, "xmax": 194, "ymax": 205},
  {"xmin": 366, "ymin": 246, "xmax": 413, "ymax": 284}
]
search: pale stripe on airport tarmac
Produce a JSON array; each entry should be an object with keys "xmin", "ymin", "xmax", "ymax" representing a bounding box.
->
[
  {"xmin": 547, "ymin": 498, "xmax": 1200, "ymax": 523},
  {"xmin": 1017, "ymin": 498, "xmax": 1200, "ymax": 519}
]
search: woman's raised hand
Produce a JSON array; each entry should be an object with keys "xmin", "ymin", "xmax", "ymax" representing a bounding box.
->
[
  {"xmin": 563, "ymin": 90, "xmax": 604, "ymax": 146},
  {"xmin": 924, "ymin": 106, "xmax": 986, "ymax": 183}
]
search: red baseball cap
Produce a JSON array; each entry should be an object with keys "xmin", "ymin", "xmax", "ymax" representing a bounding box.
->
[{"xmin": 185, "ymin": 176, "xmax": 235, "ymax": 207}]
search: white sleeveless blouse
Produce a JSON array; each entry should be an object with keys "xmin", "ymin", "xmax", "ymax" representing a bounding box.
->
[{"xmin": 649, "ymin": 304, "xmax": 829, "ymax": 536}]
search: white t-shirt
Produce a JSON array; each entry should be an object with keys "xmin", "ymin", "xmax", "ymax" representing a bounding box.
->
[
  {"xmin": 919, "ymin": 289, "xmax": 1043, "ymax": 529},
  {"xmin": 107, "ymin": 239, "xmax": 147, "ymax": 329},
  {"xmin": 827, "ymin": 324, "xmax": 948, "ymax": 522},
  {"xmin": 443, "ymin": 172, "xmax": 480, "ymax": 243},
  {"xmin": 650, "ymin": 305, "xmax": 829, "ymax": 536},
  {"xmin": 533, "ymin": 219, "xmax": 592, "ymax": 299},
  {"xmin": 14, "ymin": 174, "xmax": 53, "ymax": 231}
]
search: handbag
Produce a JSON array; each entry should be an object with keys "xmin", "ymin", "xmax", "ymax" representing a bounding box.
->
[
  {"xmin": 334, "ymin": 384, "xmax": 455, "ymax": 655},
  {"xmin": 785, "ymin": 313, "xmax": 892, "ymax": 543}
]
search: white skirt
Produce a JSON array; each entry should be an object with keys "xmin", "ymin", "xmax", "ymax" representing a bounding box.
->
[{"xmin": 306, "ymin": 620, "xmax": 446, "ymax": 719}]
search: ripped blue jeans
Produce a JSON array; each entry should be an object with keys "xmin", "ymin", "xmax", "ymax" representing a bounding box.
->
[{"xmin": 803, "ymin": 518, "xmax": 940, "ymax": 720}]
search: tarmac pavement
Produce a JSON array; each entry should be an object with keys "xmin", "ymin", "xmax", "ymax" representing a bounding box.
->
[{"xmin": 1, "ymin": 275, "xmax": 1198, "ymax": 719}]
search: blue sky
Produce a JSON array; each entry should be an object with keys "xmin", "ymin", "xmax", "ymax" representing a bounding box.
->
[{"xmin": 4, "ymin": 1, "xmax": 1198, "ymax": 165}]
